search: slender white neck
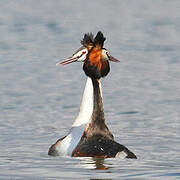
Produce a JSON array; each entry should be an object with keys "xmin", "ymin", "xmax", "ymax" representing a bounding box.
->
[
  {"xmin": 55, "ymin": 77, "xmax": 104, "ymax": 156},
  {"xmin": 72, "ymin": 77, "xmax": 94, "ymax": 127},
  {"xmin": 98, "ymin": 79, "xmax": 103, "ymax": 98}
]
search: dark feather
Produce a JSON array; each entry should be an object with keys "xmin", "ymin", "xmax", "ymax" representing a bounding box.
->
[
  {"xmin": 81, "ymin": 33, "xmax": 94, "ymax": 47},
  {"xmin": 94, "ymin": 31, "xmax": 106, "ymax": 47},
  {"xmin": 72, "ymin": 134, "xmax": 137, "ymax": 159}
]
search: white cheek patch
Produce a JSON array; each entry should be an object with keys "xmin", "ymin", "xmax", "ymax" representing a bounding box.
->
[
  {"xmin": 75, "ymin": 48, "xmax": 88, "ymax": 62},
  {"xmin": 101, "ymin": 49, "xmax": 110, "ymax": 61}
]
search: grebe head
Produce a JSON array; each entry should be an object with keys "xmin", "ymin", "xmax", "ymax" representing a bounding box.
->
[
  {"xmin": 56, "ymin": 31, "xmax": 119, "ymax": 79},
  {"xmin": 83, "ymin": 32, "xmax": 120, "ymax": 79}
]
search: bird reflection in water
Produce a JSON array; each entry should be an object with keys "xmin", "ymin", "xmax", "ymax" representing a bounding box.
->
[
  {"xmin": 92, "ymin": 157, "xmax": 109, "ymax": 170},
  {"xmin": 77, "ymin": 157, "xmax": 111, "ymax": 170}
]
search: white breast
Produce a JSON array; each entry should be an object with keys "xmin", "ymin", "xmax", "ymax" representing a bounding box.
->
[
  {"xmin": 55, "ymin": 125, "xmax": 85, "ymax": 156},
  {"xmin": 54, "ymin": 77, "xmax": 94, "ymax": 156}
]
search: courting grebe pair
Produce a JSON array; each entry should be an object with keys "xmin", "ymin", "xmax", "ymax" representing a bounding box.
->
[{"xmin": 48, "ymin": 32, "xmax": 137, "ymax": 159}]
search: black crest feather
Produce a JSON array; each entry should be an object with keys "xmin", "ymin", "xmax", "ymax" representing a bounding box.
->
[
  {"xmin": 94, "ymin": 31, "xmax": 106, "ymax": 47},
  {"xmin": 81, "ymin": 33, "xmax": 94, "ymax": 47}
]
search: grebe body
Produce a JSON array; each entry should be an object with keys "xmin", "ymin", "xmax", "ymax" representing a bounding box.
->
[{"xmin": 48, "ymin": 32, "xmax": 137, "ymax": 159}]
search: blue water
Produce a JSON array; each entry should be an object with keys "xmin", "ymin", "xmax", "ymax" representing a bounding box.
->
[{"xmin": 0, "ymin": 0, "xmax": 180, "ymax": 179}]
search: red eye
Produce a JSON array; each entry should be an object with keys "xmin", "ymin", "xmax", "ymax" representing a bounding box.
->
[{"xmin": 82, "ymin": 51, "xmax": 86, "ymax": 54}]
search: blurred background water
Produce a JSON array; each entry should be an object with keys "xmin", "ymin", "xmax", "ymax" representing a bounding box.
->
[{"xmin": 0, "ymin": 0, "xmax": 180, "ymax": 179}]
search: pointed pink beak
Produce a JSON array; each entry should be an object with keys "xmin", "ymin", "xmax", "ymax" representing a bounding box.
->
[
  {"xmin": 109, "ymin": 55, "xmax": 120, "ymax": 62},
  {"xmin": 56, "ymin": 56, "xmax": 79, "ymax": 66}
]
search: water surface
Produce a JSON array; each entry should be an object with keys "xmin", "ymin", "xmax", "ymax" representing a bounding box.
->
[{"xmin": 0, "ymin": 0, "xmax": 180, "ymax": 179}]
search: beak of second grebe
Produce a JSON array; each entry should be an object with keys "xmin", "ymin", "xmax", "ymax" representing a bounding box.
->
[
  {"xmin": 109, "ymin": 55, "xmax": 120, "ymax": 62},
  {"xmin": 56, "ymin": 56, "xmax": 79, "ymax": 66}
]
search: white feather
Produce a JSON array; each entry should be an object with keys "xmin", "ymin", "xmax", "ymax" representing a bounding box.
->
[{"xmin": 55, "ymin": 77, "xmax": 94, "ymax": 156}]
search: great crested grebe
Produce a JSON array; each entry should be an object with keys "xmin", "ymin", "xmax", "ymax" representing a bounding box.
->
[{"xmin": 48, "ymin": 32, "xmax": 137, "ymax": 159}]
